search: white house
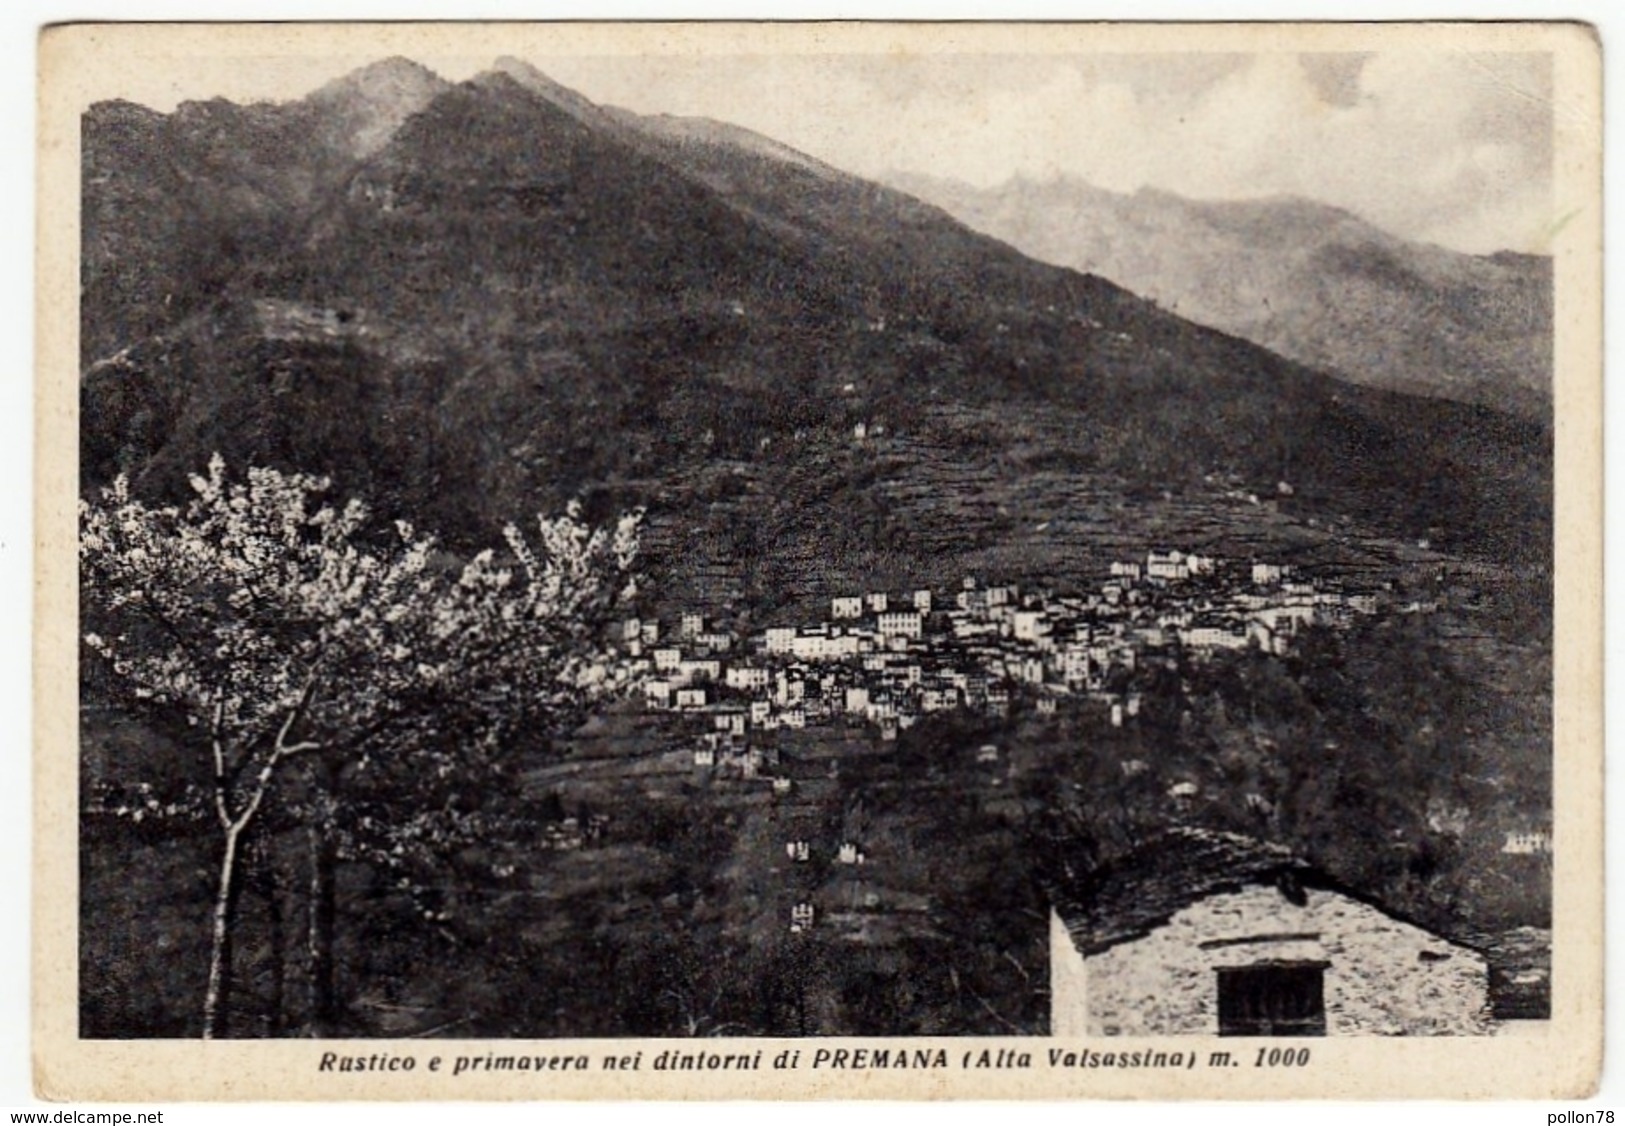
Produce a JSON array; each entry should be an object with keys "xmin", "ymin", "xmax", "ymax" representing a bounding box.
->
[
  {"xmin": 1146, "ymin": 550, "xmax": 1189, "ymax": 581},
  {"xmin": 1049, "ymin": 829, "xmax": 1492, "ymax": 1037},
  {"xmin": 877, "ymin": 611, "xmax": 923, "ymax": 639},
  {"xmin": 679, "ymin": 658, "xmax": 721, "ymax": 683},
  {"xmin": 726, "ymin": 665, "xmax": 771, "ymax": 691},
  {"xmin": 1502, "ymin": 830, "xmax": 1552, "ymax": 855},
  {"xmin": 1252, "ymin": 562, "xmax": 1286, "ymax": 587},
  {"xmin": 791, "ymin": 632, "xmax": 831, "ymax": 661},
  {"xmin": 832, "ymin": 596, "xmax": 864, "ymax": 620},
  {"xmin": 1110, "ymin": 560, "xmax": 1143, "ymax": 582},
  {"xmin": 1258, "ymin": 602, "xmax": 1316, "ymax": 635},
  {"xmin": 825, "ymin": 633, "xmax": 861, "ymax": 658},
  {"xmin": 1180, "ymin": 623, "xmax": 1249, "ymax": 651},
  {"xmin": 695, "ymin": 632, "xmax": 734, "ymax": 654},
  {"xmin": 1013, "ymin": 610, "xmax": 1048, "ymax": 643}
]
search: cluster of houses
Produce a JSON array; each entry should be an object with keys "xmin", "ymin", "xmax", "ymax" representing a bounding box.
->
[{"xmin": 618, "ymin": 548, "xmax": 1386, "ymax": 752}]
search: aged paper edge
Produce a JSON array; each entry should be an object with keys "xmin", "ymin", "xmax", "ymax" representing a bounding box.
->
[{"xmin": 34, "ymin": 19, "xmax": 1604, "ymax": 1102}]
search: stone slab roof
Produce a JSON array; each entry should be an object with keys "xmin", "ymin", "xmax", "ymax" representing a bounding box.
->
[{"xmin": 1048, "ymin": 827, "xmax": 1327, "ymax": 957}]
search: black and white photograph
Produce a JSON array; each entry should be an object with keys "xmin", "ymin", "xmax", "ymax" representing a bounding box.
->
[{"xmin": 33, "ymin": 19, "xmax": 1603, "ymax": 1102}]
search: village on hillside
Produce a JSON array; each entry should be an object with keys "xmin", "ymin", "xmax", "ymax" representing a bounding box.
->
[
  {"xmin": 549, "ymin": 545, "xmax": 1549, "ymax": 1030},
  {"xmin": 626, "ymin": 548, "xmax": 1386, "ymax": 764}
]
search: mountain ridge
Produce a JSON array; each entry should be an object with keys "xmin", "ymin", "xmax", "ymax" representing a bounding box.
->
[
  {"xmin": 888, "ymin": 170, "xmax": 1553, "ymax": 417},
  {"xmin": 80, "ymin": 60, "xmax": 1552, "ymax": 587}
]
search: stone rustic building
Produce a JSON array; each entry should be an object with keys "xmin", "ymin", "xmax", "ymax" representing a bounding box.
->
[{"xmin": 1049, "ymin": 829, "xmax": 1492, "ymax": 1037}]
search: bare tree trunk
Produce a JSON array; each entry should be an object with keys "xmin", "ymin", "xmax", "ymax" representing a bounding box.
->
[
  {"xmin": 305, "ymin": 817, "xmax": 338, "ymax": 1035},
  {"xmin": 261, "ymin": 847, "xmax": 286, "ymax": 1036},
  {"xmin": 202, "ymin": 824, "xmax": 242, "ymax": 1040},
  {"xmin": 201, "ymin": 676, "xmax": 320, "ymax": 1039}
]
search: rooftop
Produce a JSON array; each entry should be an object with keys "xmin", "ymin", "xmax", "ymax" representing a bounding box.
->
[{"xmin": 1049, "ymin": 827, "xmax": 1320, "ymax": 957}]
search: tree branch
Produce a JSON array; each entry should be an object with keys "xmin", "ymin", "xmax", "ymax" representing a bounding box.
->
[
  {"xmin": 229, "ymin": 748, "xmax": 282, "ymax": 836},
  {"xmin": 274, "ymin": 666, "xmax": 322, "ymax": 755},
  {"xmin": 221, "ymin": 665, "xmax": 325, "ymax": 836},
  {"xmin": 277, "ymin": 741, "xmax": 325, "ymax": 758},
  {"xmin": 210, "ymin": 693, "xmax": 231, "ymax": 828}
]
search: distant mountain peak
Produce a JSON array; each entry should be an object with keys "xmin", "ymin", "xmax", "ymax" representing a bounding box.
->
[
  {"xmin": 490, "ymin": 55, "xmax": 566, "ymax": 91},
  {"xmin": 303, "ymin": 55, "xmax": 451, "ymax": 157},
  {"xmin": 485, "ymin": 56, "xmax": 619, "ymax": 131},
  {"xmin": 306, "ymin": 56, "xmax": 448, "ymax": 107},
  {"xmin": 338, "ymin": 56, "xmax": 442, "ymax": 86}
]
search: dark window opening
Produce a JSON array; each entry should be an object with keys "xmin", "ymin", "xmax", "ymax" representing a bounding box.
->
[{"xmin": 1217, "ymin": 965, "xmax": 1326, "ymax": 1037}]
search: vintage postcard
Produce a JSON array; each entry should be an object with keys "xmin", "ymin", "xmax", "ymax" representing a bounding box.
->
[{"xmin": 35, "ymin": 20, "xmax": 1602, "ymax": 1101}]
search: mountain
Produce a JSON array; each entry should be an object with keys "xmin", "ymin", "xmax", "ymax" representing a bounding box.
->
[
  {"xmin": 301, "ymin": 56, "xmax": 453, "ymax": 159},
  {"xmin": 888, "ymin": 172, "xmax": 1553, "ymax": 418},
  {"xmin": 80, "ymin": 61, "xmax": 1552, "ymax": 606},
  {"xmin": 80, "ymin": 57, "xmax": 451, "ymax": 365}
]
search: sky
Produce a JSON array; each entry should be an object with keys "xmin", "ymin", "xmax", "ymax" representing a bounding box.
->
[{"xmin": 91, "ymin": 46, "xmax": 1555, "ymax": 256}]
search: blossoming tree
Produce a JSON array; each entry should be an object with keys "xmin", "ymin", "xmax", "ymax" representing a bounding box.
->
[{"xmin": 80, "ymin": 455, "xmax": 641, "ymax": 1037}]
